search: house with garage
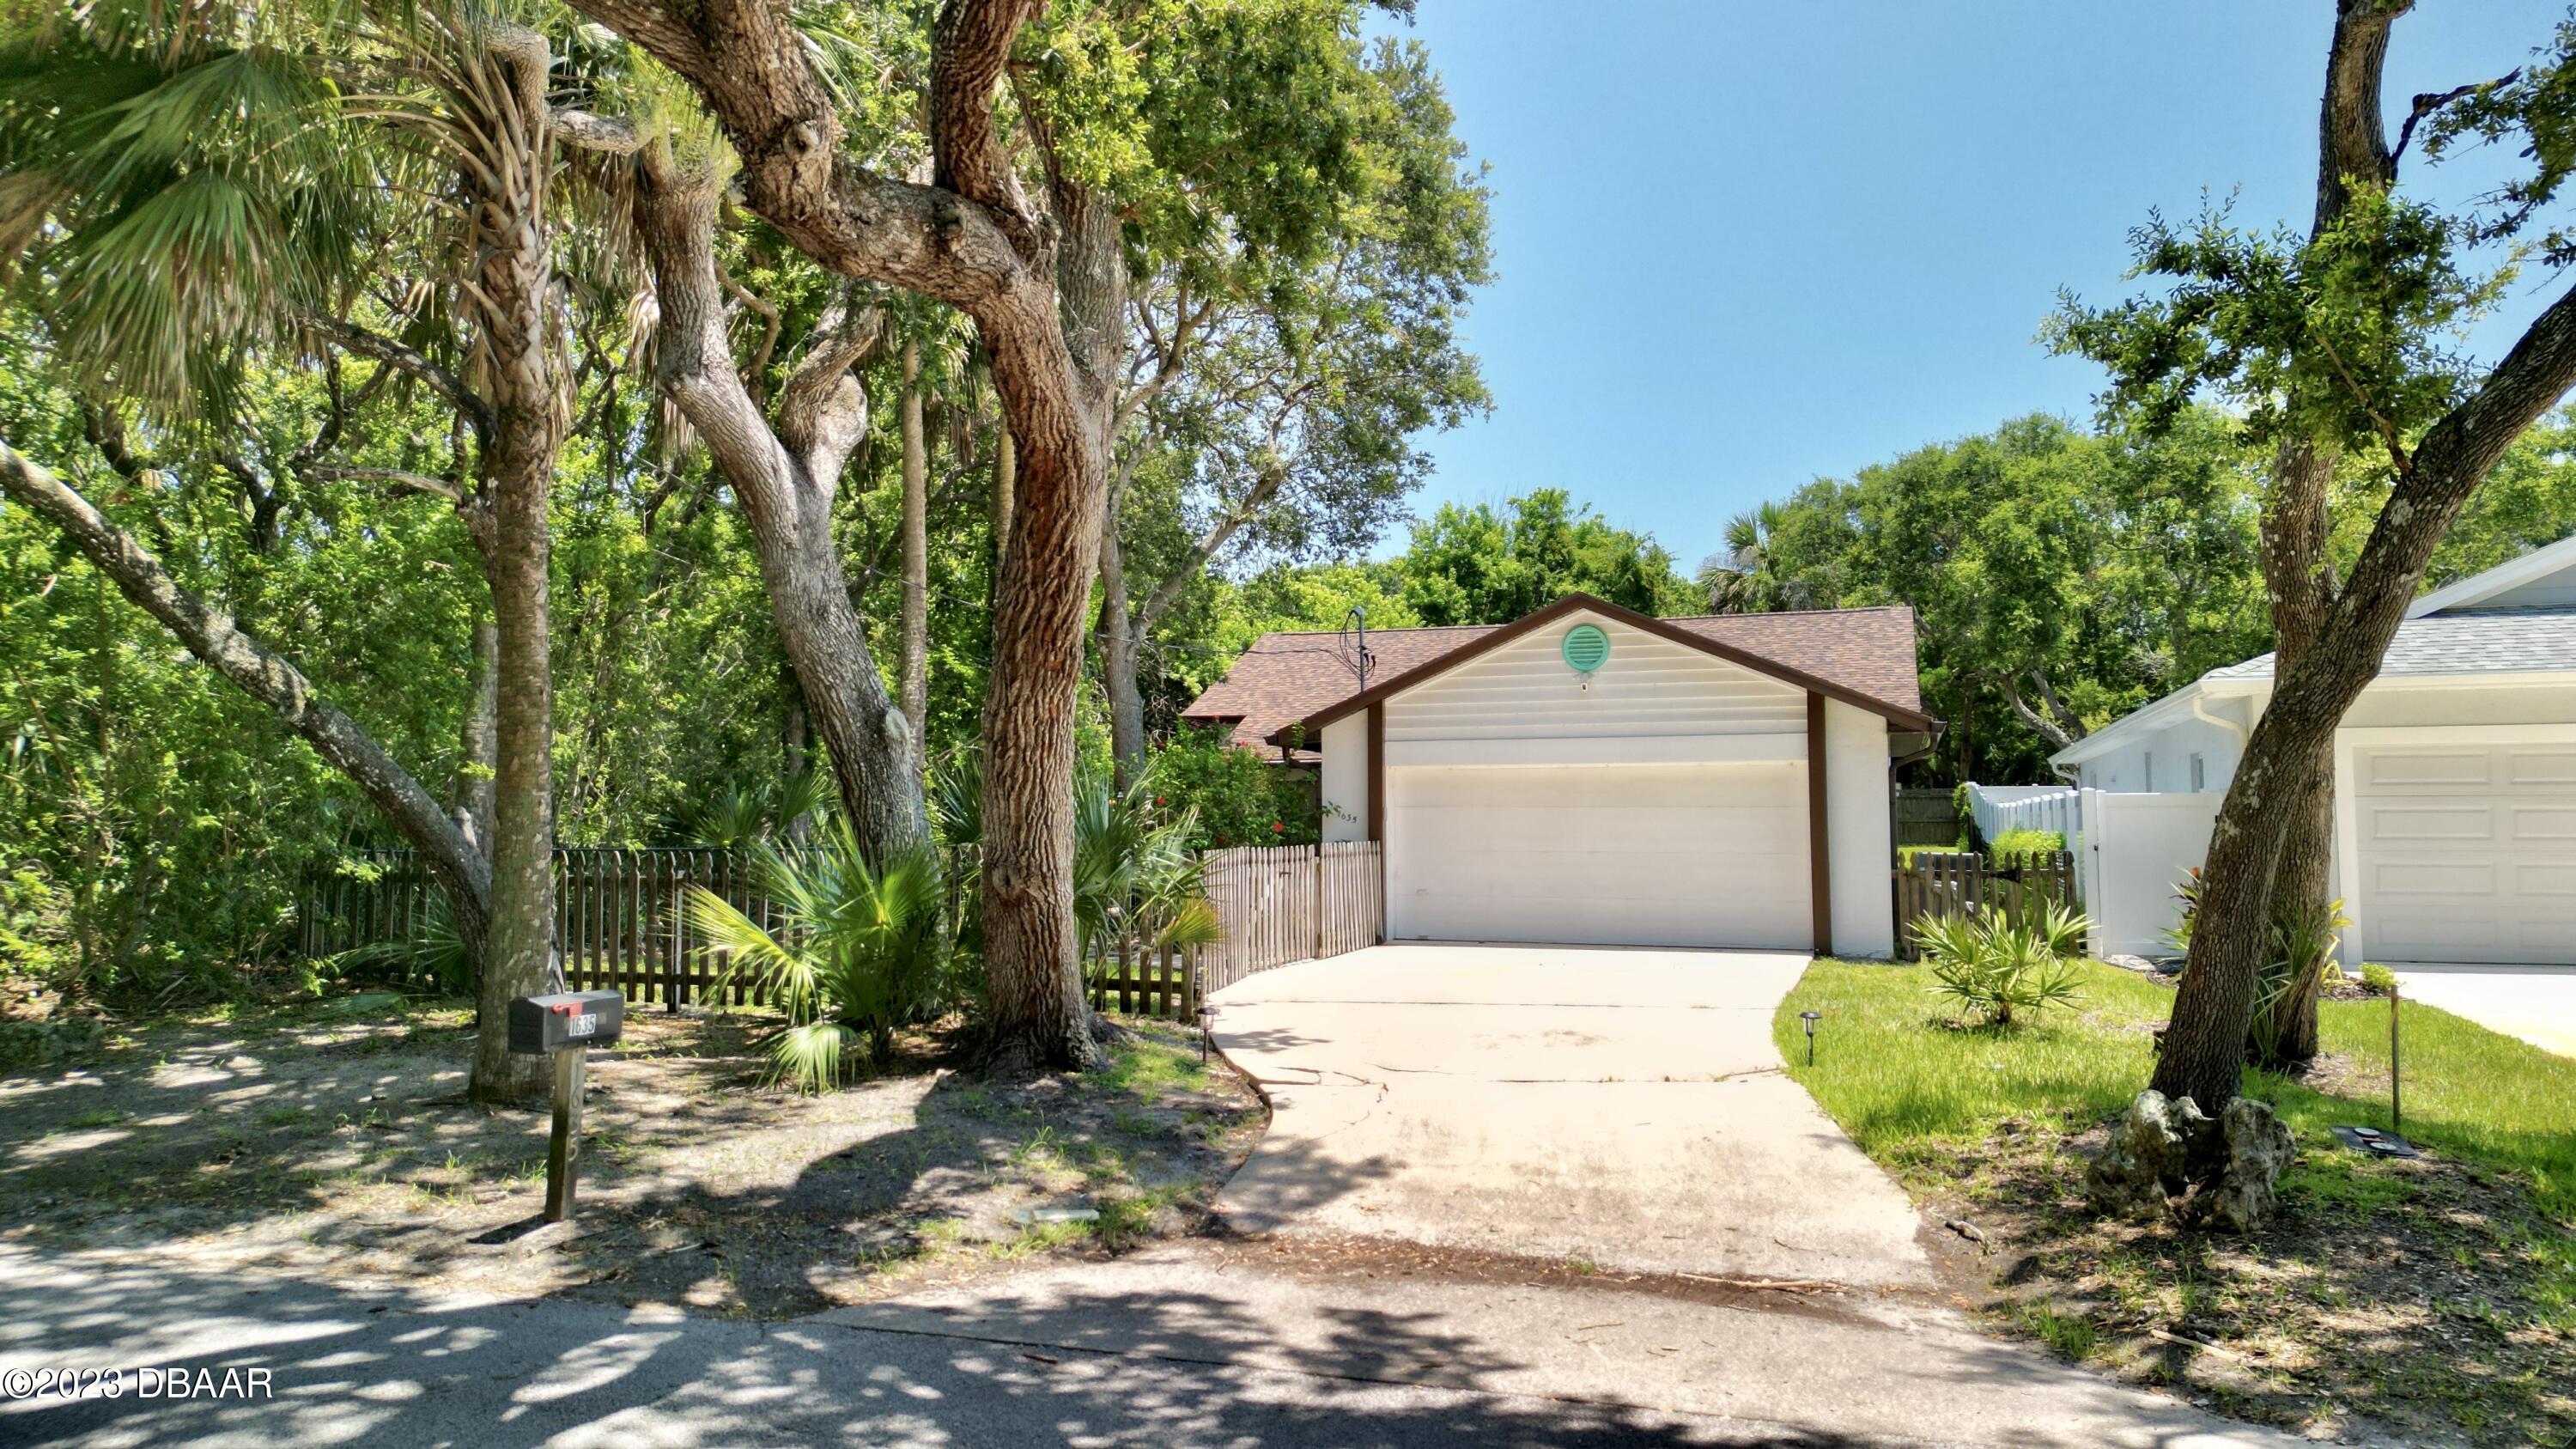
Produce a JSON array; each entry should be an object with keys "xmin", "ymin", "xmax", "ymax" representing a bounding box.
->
[
  {"xmin": 2048, "ymin": 533, "xmax": 2576, "ymax": 967},
  {"xmin": 1182, "ymin": 594, "xmax": 1936, "ymax": 957}
]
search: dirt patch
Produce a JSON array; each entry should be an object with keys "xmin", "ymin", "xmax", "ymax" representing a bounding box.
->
[
  {"xmin": 1199, "ymin": 1232, "xmax": 1898, "ymax": 1330},
  {"xmin": 0, "ymin": 996, "xmax": 1264, "ymax": 1319},
  {"xmin": 1907, "ymin": 1097, "xmax": 2575, "ymax": 1448}
]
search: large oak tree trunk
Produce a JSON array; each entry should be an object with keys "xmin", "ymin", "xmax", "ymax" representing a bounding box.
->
[
  {"xmin": 2182, "ymin": 2, "xmax": 2403, "ymax": 1084},
  {"xmin": 979, "ymin": 193, "xmax": 1125, "ymax": 1073},
  {"xmin": 572, "ymin": 0, "xmax": 1121, "ymax": 1072},
  {"xmin": 2251, "ymin": 440, "xmax": 2342, "ymax": 1068},
  {"xmin": 2157, "ymin": 281, "xmax": 2576, "ymax": 1110},
  {"xmin": 629, "ymin": 161, "xmax": 927, "ymax": 861},
  {"xmin": 0, "ymin": 437, "xmax": 495, "ymax": 979}
]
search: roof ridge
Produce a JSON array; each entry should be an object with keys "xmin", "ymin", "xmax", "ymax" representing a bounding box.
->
[
  {"xmin": 1248, "ymin": 622, "xmax": 1498, "ymax": 638},
  {"xmin": 1665, "ymin": 604, "xmax": 1915, "ymax": 621},
  {"xmin": 1249, "ymin": 602, "xmax": 1915, "ymax": 638}
]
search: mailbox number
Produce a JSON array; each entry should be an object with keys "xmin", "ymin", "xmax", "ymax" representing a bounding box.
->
[{"xmin": 568, "ymin": 1013, "xmax": 597, "ymax": 1038}]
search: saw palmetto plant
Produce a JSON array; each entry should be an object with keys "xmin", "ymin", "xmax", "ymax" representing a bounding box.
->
[{"xmin": 684, "ymin": 825, "xmax": 956, "ymax": 1093}]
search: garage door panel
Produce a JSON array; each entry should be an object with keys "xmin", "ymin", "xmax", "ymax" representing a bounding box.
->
[
  {"xmin": 1386, "ymin": 759, "xmax": 1809, "ymax": 948},
  {"xmin": 2518, "ymin": 862, "xmax": 2576, "ymax": 894},
  {"xmin": 2513, "ymin": 806, "xmax": 2576, "ymax": 841},
  {"xmin": 2368, "ymin": 861, "xmax": 2496, "ymax": 897},
  {"xmin": 2368, "ymin": 805, "xmax": 2497, "ymax": 841},
  {"xmin": 2364, "ymin": 751, "xmax": 2494, "ymax": 789},
  {"xmin": 2507, "ymin": 752, "xmax": 2576, "ymax": 787},
  {"xmin": 2357, "ymin": 743, "xmax": 2576, "ymax": 965},
  {"xmin": 1396, "ymin": 805, "xmax": 1801, "ymax": 855},
  {"xmin": 2376, "ymin": 916, "xmax": 2502, "ymax": 955},
  {"xmin": 1400, "ymin": 841, "xmax": 1799, "ymax": 893}
]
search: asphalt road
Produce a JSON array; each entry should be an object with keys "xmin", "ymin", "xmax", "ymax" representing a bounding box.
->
[{"xmin": 0, "ymin": 1242, "xmax": 2293, "ymax": 1448}]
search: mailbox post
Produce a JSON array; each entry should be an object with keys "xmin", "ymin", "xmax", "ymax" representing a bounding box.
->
[{"xmin": 507, "ymin": 989, "xmax": 624, "ymax": 1223}]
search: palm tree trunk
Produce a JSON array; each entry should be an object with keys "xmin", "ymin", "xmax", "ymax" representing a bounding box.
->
[
  {"xmin": 990, "ymin": 425, "xmax": 1016, "ymax": 582},
  {"xmin": 461, "ymin": 30, "xmax": 568, "ymax": 1106}
]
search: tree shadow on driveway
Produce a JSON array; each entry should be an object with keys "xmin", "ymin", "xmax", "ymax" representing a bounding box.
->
[{"xmin": 0, "ymin": 1251, "xmax": 1865, "ymax": 1446}]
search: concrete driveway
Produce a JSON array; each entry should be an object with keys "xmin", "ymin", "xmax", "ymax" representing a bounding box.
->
[
  {"xmin": 2390, "ymin": 964, "xmax": 2576, "ymax": 1057},
  {"xmin": 1208, "ymin": 944, "xmax": 1931, "ymax": 1287}
]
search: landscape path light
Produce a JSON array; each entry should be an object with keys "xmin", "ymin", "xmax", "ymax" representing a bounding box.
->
[{"xmin": 1799, "ymin": 1009, "xmax": 1822, "ymax": 1066}]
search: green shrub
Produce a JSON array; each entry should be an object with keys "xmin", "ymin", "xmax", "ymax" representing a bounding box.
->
[
  {"xmin": 1987, "ymin": 828, "xmax": 2067, "ymax": 873},
  {"xmin": 686, "ymin": 825, "xmax": 958, "ymax": 1091},
  {"xmin": 2164, "ymin": 866, "xmax": 2203, "ymax": 954},
  {"xmin": 1142, "ymin": 724, "xmax": 1317, "ymax": 849},
  {"xmin": 2360, "ymin": 961, "xmax": 2399, "ymax": 995},
  {"xmin": 2249, "ymin": 896, "xmax": 2350, "ymax": 1064},
  {"xmin": 1912, "ymin": 905, "xmax": 2089, "ymax": 1026}
]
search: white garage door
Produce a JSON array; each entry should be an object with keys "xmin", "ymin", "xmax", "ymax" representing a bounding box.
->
[
  {"xmin": 1385, "ymin": 761, "xmax": 1810, "ymax": 948},
  {"xmin": 2354, "ymin": 744, "xmax": 2576, "ymax": 965}
]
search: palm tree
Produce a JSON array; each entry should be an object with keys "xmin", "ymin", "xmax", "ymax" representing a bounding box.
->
[
  {"xmin": 684, "ymin": 826, "xmax": 955, "ymax": 1091},
  {"xmin": 1698, "ymin": 504, "xmax": 1778, "ymax": 613},
  {"xmin": 1, "ymin": 0, "xmax": 609, "ymax": 1101}
]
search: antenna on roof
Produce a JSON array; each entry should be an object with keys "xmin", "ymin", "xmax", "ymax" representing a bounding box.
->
[{"xmin": 1338, "ymin": 606, "xmax": 1374, "ymax": 690}]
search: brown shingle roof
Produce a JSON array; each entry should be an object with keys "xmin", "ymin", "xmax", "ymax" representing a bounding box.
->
[{"xmin": 1181, "ymin": 600, "xmax": 1928, "ymax": 755}]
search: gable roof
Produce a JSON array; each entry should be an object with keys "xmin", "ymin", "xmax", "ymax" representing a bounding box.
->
[
  {"xmin": 2053, "ymin": 604, "xmax": 2576, "ymax": 767},
  {"xmin": 1182, "ymin": 594, "xmax": 1933, "ymax": 755},
  {"xmin": 2207, "ymin": 606, "xmax": 2576, "ymax": 683},
  {"xmin": 2408, "ymin": 531, "xmax": 2576, "ymax": 617}
]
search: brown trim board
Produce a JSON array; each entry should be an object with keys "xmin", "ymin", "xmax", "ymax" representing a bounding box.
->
[
  {"xmin": 1365, "ymin": 702, "xmax": 1384, "ymax": 842},
  {"xmin": 1807, "ymin": 691, "xmax": 1832, "ymax": 956}
]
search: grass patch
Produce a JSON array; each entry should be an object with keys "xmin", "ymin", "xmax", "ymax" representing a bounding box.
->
[
  {"xmin": 1777, "ymin": 957, "xmax": 2576, "ymax": 1447},
  {"xmin": 1099, "ymin": 1026, "xmax": 1214, "ymax": 1100}
]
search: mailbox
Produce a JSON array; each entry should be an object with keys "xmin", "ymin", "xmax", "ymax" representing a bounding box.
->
[{"xmin": 507, "ymin": 989, "xmax": 625, "ymax": 1055}]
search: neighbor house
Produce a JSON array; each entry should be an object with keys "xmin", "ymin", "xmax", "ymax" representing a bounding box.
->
[
  {"xmin": 2050, "ymin": 534, "xmax": 2576, "ymax": 967},
  {"xmin": 1182, "ymin": 594, "xmax": 1935, "ymax": 957}
]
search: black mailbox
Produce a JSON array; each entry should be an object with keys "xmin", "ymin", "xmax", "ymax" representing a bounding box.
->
[{"xmin": 507, "ymin": 989, "xmax": 625, "ymax": 1055}]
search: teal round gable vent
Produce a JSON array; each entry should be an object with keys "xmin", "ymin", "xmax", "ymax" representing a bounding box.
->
[{"xmin": 1561, "ymin": 623, "xmax": 1611, "ymax": 673}]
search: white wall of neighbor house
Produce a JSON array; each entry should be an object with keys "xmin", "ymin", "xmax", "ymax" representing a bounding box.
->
[
  {"xmin": 2342, "ymin": 679, "xmax": 2576, "ymax": 729},
  {"xmin": 1319, "ymin": 714, "xmax": 1370, "ymax": 844},
  {"xmin": 2479, "ymin": 571, "xmax": 2576, "ymax": 610},
  {"xmin": 1826, "ymin": 698, "xmax": 1896, "ymax": 957},
  {"xmin": 2071, "ymin": 692, "xmax": 2254, "ymax": 795}
]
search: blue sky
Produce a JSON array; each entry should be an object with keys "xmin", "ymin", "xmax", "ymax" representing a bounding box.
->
[{"xmin": 1377, "ymin": 1, "xmax": 2565, "ymax": 569}]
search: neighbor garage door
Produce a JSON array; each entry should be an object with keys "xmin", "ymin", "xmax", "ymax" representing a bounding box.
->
[
  {"xmin": 1384, "ymin": 761, "xmax": 1809, "ymax": 948},
  {"xmin": 2353, "ymin": 744, "xmax": 2576, "ymax": 965}
]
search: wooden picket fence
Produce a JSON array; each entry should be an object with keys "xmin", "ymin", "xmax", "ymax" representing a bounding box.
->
[
  {"xmin": 1195, "ymin": 842, "xmax": 1383, "ymax": 996},
  {"xmin": 1891, "ymin": 849, "xmax": 2078, "ymax": 961},
  {"xmin": 300, "ymin": 847, "xmax": 811, "ymax": 1008},
  {"xmin": 1893, "ymin": 786, "xmax": 1963, "ymax": 848},
  {"xmin": 303, "ymin": 838, "xmax": 1388, "ymax": 1020}
]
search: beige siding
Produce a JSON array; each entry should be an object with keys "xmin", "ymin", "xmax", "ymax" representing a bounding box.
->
[{"xmin": 1384, "ymin": 612, "xmax": 1804, "ymax": 745}]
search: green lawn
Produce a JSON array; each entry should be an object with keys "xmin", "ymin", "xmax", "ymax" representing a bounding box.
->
[
  {"xmin": 1775, "ymin": 957, "xmax": 2576, "ymax": 1218},
  {"xmin": 1775, "ymin": 957, "xmax": 2576, "ymax": 1445}
]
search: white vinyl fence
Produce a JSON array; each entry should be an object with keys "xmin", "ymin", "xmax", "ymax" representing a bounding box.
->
[
  {"xmin": 1961, "ymin": 783, "xmax": 2223, "ymax": 960},
  {"xmin": 1965, "ymin": 782, "xmax": 2080, "ymax": 845}
]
